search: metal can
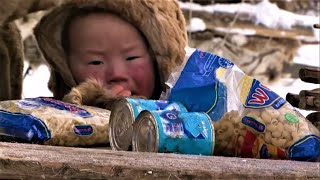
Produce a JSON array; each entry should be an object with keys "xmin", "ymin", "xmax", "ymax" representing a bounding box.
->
[
  {"xmin": 132, "ymin": 110, "xmax": 215, "ymax": 155},
  {"xmin": 109, "ymin": 98, "xmax": 187, "ymax": 151}
]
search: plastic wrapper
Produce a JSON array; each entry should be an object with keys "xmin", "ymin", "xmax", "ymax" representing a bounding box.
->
[
  {"xmin": 161, "ymin": 47, "xmax": 320, "ymax": 161},
  {"xmin": 0, "ymin": 97, "xmax": 110, "ymax": 147}
]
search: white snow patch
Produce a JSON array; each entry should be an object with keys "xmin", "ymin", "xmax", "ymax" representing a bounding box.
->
[
  {"xmin": 294, "ymin": 44, "xmax": 320, "ymax": 67},
  {"xmin": 214, "ymin": 27, "xmax": 257, "ymax": 35},
  {"xmin": 179, "ymin": 0, "xmax": 319, "ymax": 39},
  {"xmin": 187, "ymin": 17, "xmax": 206, "ymax": 32},
  {"xmin": 22, "ymin": 61, "xmax": 52, "ymax": 98}
]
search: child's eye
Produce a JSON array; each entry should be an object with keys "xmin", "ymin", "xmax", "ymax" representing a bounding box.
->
[
  {"xmin": 126, "ymin": 56, "xmax": 139, "ymax": 61},
  {"xmin": 88, "ymin": 60, "xmax": 103, "ymax": 65}
]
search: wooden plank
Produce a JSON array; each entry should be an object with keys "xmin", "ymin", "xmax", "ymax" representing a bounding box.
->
[{"xmin": 0, "ymin": 142, "xmax": 319, "ymax": 179}]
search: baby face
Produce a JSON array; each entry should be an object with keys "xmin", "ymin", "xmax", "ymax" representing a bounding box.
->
[{"xmin": 67, "ymin": 13, "xmax": 155, "ymax": 98}]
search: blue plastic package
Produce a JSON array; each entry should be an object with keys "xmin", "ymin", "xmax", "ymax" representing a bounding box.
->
[{"xmin": 161, "ymin": 47, "xmax": 320, "ymax": 161}]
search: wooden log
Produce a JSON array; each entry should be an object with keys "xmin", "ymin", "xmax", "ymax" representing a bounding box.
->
[
  {"xmin": 299, "ymin": 89, "xmax": 320, "ymax": 111},
  {"xmin": 286, "ymin": 67, "xmax": 320, "ymax": 130},
  {"xmin": 286, "ymin": 93, "xmax": 300, "ymax": 108},
  {"xmin": 299, "ymin": 67, "xmax": 320, "ymax": 84},
  {"xmin": 286, "ymin": 89, "xmax": 320, "ymax": 111},
  {"xmin": 306, "ymin": 112, "xmax": 320, "ymax": 130},
  {"xmin": 0, "ymin": 142, "xmax": 319, "ymax": 179}
]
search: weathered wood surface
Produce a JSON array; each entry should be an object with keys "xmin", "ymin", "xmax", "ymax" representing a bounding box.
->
[{"xmin": 0, "ymin": 142, "xmax": 319, "ymax": 179}]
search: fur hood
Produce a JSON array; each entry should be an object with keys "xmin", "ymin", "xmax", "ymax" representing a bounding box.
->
[{"xmin": 34, "ymin": 0, "xmax": 187, "ymax": 99}]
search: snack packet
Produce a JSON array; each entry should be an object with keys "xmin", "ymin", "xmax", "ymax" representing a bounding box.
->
[
  {"xmin": 161, "ymin": 47, "xmax": 320, "ymax": 161},
  {"xmin": 0, "ymin": 97, "xmax": 110, "ymax": 147}
]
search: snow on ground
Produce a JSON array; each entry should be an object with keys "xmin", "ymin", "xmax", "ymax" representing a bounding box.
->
[
  {"xmin": 293, "ymin": 44, "xmax": 320, "ymax": 67},
  {"xmin": 187, "ymin": 17, "xmax": 206, "ymax": 32},
  {"xmin": 180, "ymin": 0, "xmax": 320, "ymax": 42},
  {"xmin": 22, "ymin": 61, "xmax": 52, "ymax": 98}
]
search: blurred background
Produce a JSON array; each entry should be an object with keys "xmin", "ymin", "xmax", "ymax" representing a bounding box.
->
[{"xmin": 18, "ymin": 0, "xmax": 319, "ymax": 116}]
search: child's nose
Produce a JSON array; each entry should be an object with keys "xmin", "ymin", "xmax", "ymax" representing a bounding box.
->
[{"xmin": 106, "ymin": 61, "xmax": 128, "ymax": 85}]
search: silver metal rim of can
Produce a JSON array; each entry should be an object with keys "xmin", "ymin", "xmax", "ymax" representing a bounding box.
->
[
  {"xmin": 109, "ymin": 99, "xmax": 135, "ymax": 151},
  {"xmin": 132, "ymin": 110, "xmax": 159, "ymax": 153}
]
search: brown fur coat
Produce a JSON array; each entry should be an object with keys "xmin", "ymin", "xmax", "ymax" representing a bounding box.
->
[
  {"xmin": 0, "ymin": 0, "xmax": 60, "ymax": 100},
  {"xmin": 0, "ymin": 23, "xmax": 23, "ymax": 100},
  {"xmin": 34, "ymin": 0, "xmax": 188, "ymax": 107}
]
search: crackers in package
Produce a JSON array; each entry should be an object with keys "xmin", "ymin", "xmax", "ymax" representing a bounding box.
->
[{"xmin": 0, "ymin": 97, "xmax": 110, "ymax": 147}]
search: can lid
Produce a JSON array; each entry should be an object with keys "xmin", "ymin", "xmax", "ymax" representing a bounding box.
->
[
  {"xmin": 109, "ymin": 100, "xmax": 134, "ymax": 151},
  {"xmin": 132, "ymin": 111, "xmax": 158, "ymax": 152}
]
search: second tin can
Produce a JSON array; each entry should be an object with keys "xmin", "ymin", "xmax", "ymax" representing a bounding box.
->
[
  {"xmin": 109, "ymin": 98, "xmax": 187, "ymax": 151},
  {"xmin": 132, "ymin": 110, "xmax": 215, "ymax": 155}
]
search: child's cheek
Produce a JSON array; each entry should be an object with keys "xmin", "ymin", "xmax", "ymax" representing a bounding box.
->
[
  {"xmin": 77, "ymin": 68, "xmax": 106, "ymax": 84},
  {"xmin": 131, "ymin": 62, "xmax": 155, "ymax": 97}
]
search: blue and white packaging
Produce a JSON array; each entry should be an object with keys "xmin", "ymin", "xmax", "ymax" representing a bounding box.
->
[
  {"xmin": 161, "ymin": 47, "xmax": 320, "ymax": 161},
  {"xmin": 0, "ymin": 97, "xmax": 110, "ymax": 147}
]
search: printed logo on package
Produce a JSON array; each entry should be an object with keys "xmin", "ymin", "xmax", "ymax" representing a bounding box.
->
[
  {"xmin": 244, "ymin": 80, "xmax": 286, "ymax": 109},
  {"xmin": 242, "ymin": 116, "xmax": 265, "ymax": 133},
  {"xmin": 218, "ymin": 57, "xmax": 234, "ymax": 69},
  {"xmin": 197, "ymin": 50, "xmax": 234, "ymax": 77},
  {"xmin": 73, "ymin": 125, "xmax": 94, "ymax": 136},
  {"xmin": 160, "ymin": 110, "xmax": 207, "ymax": 139},
  {"xmin": 160, "ymin": 110, "xmax": 184, "ymax": 138},
  {"xmin": 20, "ymin": 97, "xmax": 92, "ymax": 118},
  {"xmin": 199, "ymin": 50, "xmax": 207, "ymax": 58}
]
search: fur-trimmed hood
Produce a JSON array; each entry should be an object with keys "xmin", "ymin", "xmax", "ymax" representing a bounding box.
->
[{"xmin": 34, "ymin": 0, "xmax": 187, "ymax": 99}]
